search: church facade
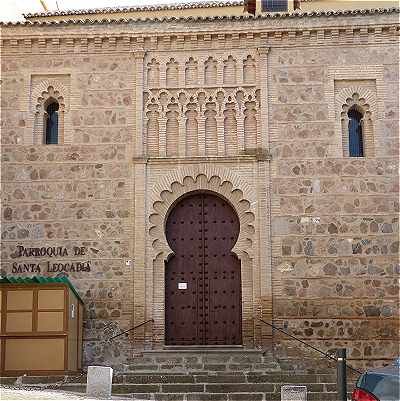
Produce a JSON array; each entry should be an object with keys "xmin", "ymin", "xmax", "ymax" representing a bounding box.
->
[{"xmin": 1, "ymin": 2, "xmax": 399, "ymax": 369}]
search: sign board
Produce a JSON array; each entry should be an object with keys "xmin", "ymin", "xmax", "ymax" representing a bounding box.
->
[
  {"xmin": 11, "ymin": 245, "xmax": 91, "ymax": 274},
  {"xmin": 281, "ymin": 385, "xmax": 307, "ymax": 401},
  {"xmin": 178, "ymin": 282, "xmax": 187, "ymax": 290}
]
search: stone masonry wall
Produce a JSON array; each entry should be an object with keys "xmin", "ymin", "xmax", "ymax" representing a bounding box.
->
[
  {"xmin": 1, "ymin": 51, "xmax": 136, "ymax": 366},
  {"xmin": 1, "ymin": 10, "xmax": 399, "ymax": 369},
  {"xmin": 269, "ymin": 44, "xmax": 399, "ymax": 368}
]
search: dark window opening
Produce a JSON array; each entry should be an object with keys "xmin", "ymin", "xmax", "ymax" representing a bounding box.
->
[
  {"xmin": 261, "ymin": 0, "xmax": 288, "ymax": 12},
  {"xmin": 348, "ymin": 108, "xmax": 364, "ymax": 157},
  {"xmin": 45, "ymin": 101, "xmax": 59, "ymax": 144}
]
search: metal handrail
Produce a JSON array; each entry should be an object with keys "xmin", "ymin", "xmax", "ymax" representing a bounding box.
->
[
  {"xmin": 109, "ymin": 319, "xmax": 154, "ymax": 341},
  {"xmin": 258, "ymin": 318, "xmax": 362, "ymax": 374}
]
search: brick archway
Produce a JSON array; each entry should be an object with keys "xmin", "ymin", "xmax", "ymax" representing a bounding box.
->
[{"xmin": 147, "ymin": 166, "xmax": 257, "ymax": 348}]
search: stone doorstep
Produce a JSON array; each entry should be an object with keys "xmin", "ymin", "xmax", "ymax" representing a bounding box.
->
[
  {"xmin": 130, "ymin": 350, "xmax": 265, "ymax": 364},
  {"xmin": 152, "ymin": 395, "xmax": 266, "ymax": 401},
  {"xmin": 21, "ymin": 375, "xmax": 87, "ymax": 384},
  {"xmin": 0, "ymin": 376, "xmax": 86, "ymax": 387},
  {"xmin": 132, "ymin": 395, "xmax": 266, "ymax": 401},
  {"xmin": 136, "ymin": 394, "xmax": 352, "ymax": 401},
  {"xmin": 118, "ymin": 372, "xmax": 338, "ymax": 384},
  {"xmin": 0, "ymin": 377, "xmax": 19, "ymax": 385},
  {"xmin": 53, "ymin": 382, "xmax": 338, "ymax": 393},
  {"xmin": 151, "ymin": 394, "xmax": 349, "ymax": 401},
  {"xmin": 0, "ymin": 372, "xmax": 339, "ymax": 386},
  {"xmin": 160, "ymin": 346, "xmax": 246, "ymax": 350}
]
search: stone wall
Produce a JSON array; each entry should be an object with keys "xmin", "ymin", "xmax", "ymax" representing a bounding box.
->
[
  {"xmin": 1, "ymin": 10, "xmax": 399, "ymax": 369},
  {"xmin": 269, "ymin": 43, "xmax": 399, "ymax": 368},
  {"xmin": 1, "ymin": 51, "xmax": 136, "ymax": 366}
]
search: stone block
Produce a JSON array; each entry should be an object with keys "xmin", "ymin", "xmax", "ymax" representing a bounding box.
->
[
  {"xmin": 281, "ymin": 385, "xmax": 307, "ymax": 401},
  {"xmin": 0, "ymin": 377, "xmax": 17, "ymax": 385},
  {"xmin": 86, "ymin": 366, "xmax": 113, "ymax": 399},
  {"xmin": 203, "ymin": 364, "xmax": 227, "ymax": 371},
  {"xmin": 203, "ymin": 354, "xmax": 231, "ymax": 363},
  {"xmin": 228, "ymin": 394, "xmax": 264, "ymax": 401},
  {"xmin": 128, "ymin": 364, "xmax": 160, "ymax": 371},
  {"xmin": 123, "ymin": 374, "xmax": 194, "ymax": 384},
  {"xmin": 112, "ymin": 384, "xmax": 160, "ymax": 393},
  {"xmin": 161, "ymin": 384, "xmax": 204, "ymax": 393},
  {"xmin": 187, "ymin": 394, "xmax": 227, "ymax": 401},
  {"xmin": 21, "ymin": 376, "xmax": 65, "ymax": 384},
  {"xmin": 206, "ymin": 383, "xmax": 274, "ymax": 393},
  {"xmin": 231, "ymin": 355, "xmax": 262, "ymax": 363},
  {"xmin": 194, "ymin": 374, "xmax": 245, "ymax": 383},
  {"xmin": 154, "ymin": 394, "xmax": 185, "ymax": 401}
]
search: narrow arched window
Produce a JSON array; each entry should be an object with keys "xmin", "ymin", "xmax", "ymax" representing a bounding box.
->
[
  {"xmin": 45, "ymin": 101, "xmax": 59, "ymax": 144},
  {"xmin": 348, "ymin": 108, "xmax": 364, "ymax": 157}
]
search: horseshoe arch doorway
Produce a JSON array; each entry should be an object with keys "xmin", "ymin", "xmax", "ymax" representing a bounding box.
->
[{"xmin": 165, "ymin": 191, "xmax": 242, "ymax": 345}]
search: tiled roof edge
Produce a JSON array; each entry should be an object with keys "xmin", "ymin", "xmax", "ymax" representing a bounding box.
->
[
  {"xmin": 1, "ymin": 7, "xmax": 399, "ymax": 26},
  {"xmin": 23, "ymin": 1, "xmax": 244, "ymax": 18}
]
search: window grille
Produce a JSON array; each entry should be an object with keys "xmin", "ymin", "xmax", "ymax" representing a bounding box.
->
[{"xmin": 261, "ymin": 0, "xmax": 288, "ymax": 12}]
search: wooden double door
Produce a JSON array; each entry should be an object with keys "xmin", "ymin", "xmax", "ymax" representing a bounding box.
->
[{"xmin": 165, "ymin": 192, "xmax": 242, "ymax": 345}]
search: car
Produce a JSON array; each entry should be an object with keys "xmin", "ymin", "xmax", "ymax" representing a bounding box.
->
[{"xmin": 352, "ymin": 358, "xmax": 400, "ymax": 401}]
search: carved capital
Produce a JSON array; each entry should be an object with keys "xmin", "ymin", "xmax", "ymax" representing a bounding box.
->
[
  {"xmin": 133, "ymin": 50, "xmax": 146, "ymax": 60},
  {"xmin": 257, "ymin": 47, "xmax": 270, "ymax": 56}
]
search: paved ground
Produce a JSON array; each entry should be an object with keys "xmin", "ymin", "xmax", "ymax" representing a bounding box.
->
[
  {"xmin": 0, "ymin": 387, "xmax": 135, "ymax": 400},
  {"xmin": 1, "ymin": 387, "xmax": 83, "ymax": 400}
]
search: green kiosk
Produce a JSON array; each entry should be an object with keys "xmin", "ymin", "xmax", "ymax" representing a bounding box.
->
[{"xmin": 0, "ymin": 276, "xmax": 83, "ymax": 376}]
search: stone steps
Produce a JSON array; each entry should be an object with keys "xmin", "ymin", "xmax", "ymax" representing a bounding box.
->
[
  {"xmin": 121, "ymin": 350, "xmax": 338, "ymax": 375},
  {"xmin": 0, "ymin": 350, "xmax": 357, "ymax": 400},
  {"xmin": 0, "ymin": 373, "xmax": 347, "ymax": 400},
  {"xmin": 1, "ymin": 372, "xmax": 338, "ymax": 384}
]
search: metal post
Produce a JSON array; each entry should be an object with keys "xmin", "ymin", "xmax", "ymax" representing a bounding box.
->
[{"xmin": 337, "ymin": 348, "xmax": 347, "ymax": 401}]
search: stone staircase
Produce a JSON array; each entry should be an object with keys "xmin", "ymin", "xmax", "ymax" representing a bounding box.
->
[{"xmin": 1, "ymin": 349, "xmax": 356, "ymax": 400}]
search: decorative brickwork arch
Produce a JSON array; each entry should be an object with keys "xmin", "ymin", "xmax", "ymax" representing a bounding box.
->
[
  {"xmin": 147, "ymin": 166, "xmax": 257, "ymax": 348},
  {"xmin": 31, "ymin": 80, "xmax": 69, "ymax": 144},
  {"xmin": 31, "ymin": 80, "xmax": 69, "ymax": 112},
  {"xmin": 336, "ymin": 87, "xmax": 376, "ymax": 157},
  {"xmin": 335, "ymin": 86, "xmax": 377, "ymax": 116},
  {"xmin": 149, "ymin": 166, "xmax": 256, "ymax": 261}
]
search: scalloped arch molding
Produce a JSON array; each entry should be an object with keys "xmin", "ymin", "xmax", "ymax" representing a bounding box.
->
[
  {"xmin": 31, "ymin": 80, "xmax": 69, "ymax": 112},
  {"xmin": 336, "ymin": 86, "xmax": 376, "ymax": 116},
  {"xmin": 149, "ymin": 165, "xmax": 256, "ymax": 260},
  {"xmin": 145, "ymin": 87, "xmax": 260, "ymax": 114}
]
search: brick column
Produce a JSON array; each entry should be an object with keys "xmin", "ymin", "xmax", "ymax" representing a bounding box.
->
[
  {"xmin": 217, "ymin": 114, "xmax": 225, "ymax": 156},
  {"xmin": 132, "ymin": 162, "xmax": 147, "ymax": 349},
  {"xmin": 257, "ymin": 47, "xmax": 273, "ymax": 346},
  {"xmin": 237, "ymin": 111, "xmax": 245, "ymax": 152},
  {"xmin": 134, "ymin": 50, "xmax": 146, "ymax": 157},
  {"xmin": 216, "ymin": 59, "xmax": 224, "ymax": 86},
  {"xmin": 159, "ymin": 116, "xmax": 167, "ymax": 157},
  {"xmin": 179, "ymin": 115, "xmax": 186, "ymax": 157},
  {"xmin": 198, "ymin": 115, "xmax": 206, "ymax": 156},
  {"xmin": 258, "ymin": 47, "xmax": 270, "ymax": 149},
  {"xmin": 159, "ymin": 58, "xmax": 167, "ymax": 88},
  {"xmin": 132, "ymin": 50, "xmax": 147, "ymax": 349}
]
